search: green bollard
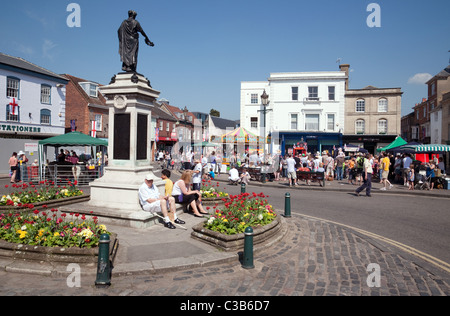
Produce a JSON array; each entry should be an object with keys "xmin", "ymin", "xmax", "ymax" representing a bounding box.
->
[
  {"xmin": 284, "ymin": 192, "xmax": 291, "ymax": 218},
  {"xmin": 95, "ymin": 234, "xmax": 111, "ymax": 288},
  {"xmin": 242, "ymin": 227, "xmax": 255, "ymax": 269},
  {"xmin": 241, "ymin": 183, "xmax": 246, "ymax": 194}
]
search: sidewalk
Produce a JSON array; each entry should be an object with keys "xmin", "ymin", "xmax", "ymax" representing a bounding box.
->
[{"xmin": 0, "ymin": 167, "xmax": 449, "ymax": 295}]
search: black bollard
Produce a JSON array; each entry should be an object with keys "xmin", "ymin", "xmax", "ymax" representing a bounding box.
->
[
  {"xmin": 95, "ymin": 234, "xmax": 111, "ymax": 288},
  {"xmin": 242, "ymin": 227, "xmax": 254, "ymax": 269},
  {"xmin": 241, "ymin": 183, "xmax": 246, "ymax": 194},
  {"xmin": 284, "ymin": 192, "xmax": 291, "ymax": 218}
]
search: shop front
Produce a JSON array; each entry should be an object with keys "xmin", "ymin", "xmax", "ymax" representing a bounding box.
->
[{"xmin": 277, "ymin": 131, "xmax": 343, "ymax": 156}]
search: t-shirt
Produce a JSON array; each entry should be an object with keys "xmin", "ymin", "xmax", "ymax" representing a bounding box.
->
[
  {"xmin": 363, "ymin": 159, "xmax": 373, "ymax": 174},
  {"xmin": 164, "ymin": 179, "xmax": 173, "ymax": 197},
  {"xmin": 287, "ymin": 158, "xmax": 297, "ymax": 172},
  {"xmin": 403, "ymin": 156, "xmax": 412, "ymax": 169},
  {"xmin": 381, "ymin": 157, "xmax": 390, "ymax": 171},
  {"xmin": 229, "ymin": 168, "xmax": 239, "ymax": 180},
  {"xmin": 193, "ymin": 163, "xmax": 202, "ymax": 184}
]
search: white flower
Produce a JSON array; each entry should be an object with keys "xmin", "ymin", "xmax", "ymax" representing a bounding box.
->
[
  {"xmin": 207, "ymin": 217, "xmax": 216, "ymax": 225},
  {"xmin": 257, "ymin": 214, "xmax": 263, "ymax": 221},
  {"xmin": 21, "ymin": 225, "xmax": 27, "ymax": 231}
]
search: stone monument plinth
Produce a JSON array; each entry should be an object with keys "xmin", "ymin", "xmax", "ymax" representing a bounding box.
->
[{"xmin": 88, "ymin": 72, "xmax": 164, "ymax": 226}]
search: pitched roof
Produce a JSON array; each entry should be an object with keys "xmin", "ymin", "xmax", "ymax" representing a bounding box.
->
[
  {"xmin": 210, "ymin": 116, "xmax": 238, "ymax": 129},
  {"xmin": 62, "ymin": 74, "xmax": 107, "ymax": 106},
  {"xmin": 0, "ymin": 52, "xmax": 68, "ymax": 83}
]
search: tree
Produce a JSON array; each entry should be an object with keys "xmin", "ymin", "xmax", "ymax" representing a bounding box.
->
[{"xmin": 210, "ymin": 109, "xmax": 220, "ymax": 117}]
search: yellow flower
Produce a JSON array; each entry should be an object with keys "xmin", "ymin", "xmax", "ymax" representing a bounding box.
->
[
  {"xmin": 54, "ymin": 232, "xmax": 60, "ymax": 237},
  {"xmin": 244, "ymin": 213, "xmax": 249, "ymax": 217},
  {"xmin": 222, "ymin": 218, "xmax": 228, "ymax": 223},
  {"xmin": 240, "ymin": 222, "xmax": 246, "ymax": 226},
  {"xmin": 16, "ymin": 230, "xmax": 27, "ymax": 239}
]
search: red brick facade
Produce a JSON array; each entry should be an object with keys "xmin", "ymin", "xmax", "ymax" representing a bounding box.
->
[{"xmin": 63, "ymin": 74, "xmax": 108, "ymax": 138}]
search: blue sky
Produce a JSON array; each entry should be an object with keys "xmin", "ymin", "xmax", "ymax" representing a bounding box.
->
[{"xmin": 1, "ymin": 0, "xmax": 449, "ymax": 120}]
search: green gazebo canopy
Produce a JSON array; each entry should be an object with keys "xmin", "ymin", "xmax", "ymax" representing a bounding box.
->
[
  {"xmin": 38, "ymin": 132, "xmax": 108, "ymax": 147},
  {"xmin": 377, "ymin": 136, "xmax": 407, "ymax": 152}
]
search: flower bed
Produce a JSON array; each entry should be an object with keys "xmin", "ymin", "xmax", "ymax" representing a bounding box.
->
[
  {"xmin": 203, "ymin": 192, "xmax": 276, "ymax": 235},
  {"xmin": 1, "ymin": 180, "xmax": 84, "ymax": 208},
  {"xmin": 0, "ymin": 208, "xmax": 110, "ymax": 249},
  {"xmin": 192, "ymin": 192, "xmax": 283, "ymax": 251}
]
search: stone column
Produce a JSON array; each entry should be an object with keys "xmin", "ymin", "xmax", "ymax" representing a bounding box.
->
[{"xmin": 88, "ymin": 72, "xmax": 164, "ymax": 212}]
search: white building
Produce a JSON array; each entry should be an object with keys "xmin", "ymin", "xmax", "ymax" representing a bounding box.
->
[
  {"xmin": 240, "ymin": 68, "xmax": 347, "ymax": 155},
  {"xmin": 0, "ymin": 53, "xmax": 68, "ymax": 174}
]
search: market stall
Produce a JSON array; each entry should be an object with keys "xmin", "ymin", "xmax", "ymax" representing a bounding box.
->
[{"xmin": 38, "ymin": 132, "xmax": 108, "ymax": 185}]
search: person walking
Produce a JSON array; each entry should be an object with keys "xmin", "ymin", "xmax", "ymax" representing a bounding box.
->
[
  {"xmin": 355, "ymin": 154, "xmax": 373, "ymax": 197},
  {"xmin": 8, "ymin": 152, "xmax": 18, "ymax": 183},
  {"xmin": 286, "ymin": 154, "xmax": 297, "ymax": 187},
  {"xmin": 380, "ymin": 152, "xmax": 394, "ymax": 190}
]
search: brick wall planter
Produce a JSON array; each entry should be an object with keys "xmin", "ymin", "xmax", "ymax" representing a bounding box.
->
[
  {"xmin": 0, "ymin": 233, "xmax": 117, "ymax": 264},
  {"xmin": 191, "ymin": 215, "xmax": 284, "ymax": 252}
]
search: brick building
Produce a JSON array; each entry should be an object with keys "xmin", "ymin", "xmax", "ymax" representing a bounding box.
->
[{"xmin": 63, "ymin": 74, "xmax": 108, "ymax": 139}]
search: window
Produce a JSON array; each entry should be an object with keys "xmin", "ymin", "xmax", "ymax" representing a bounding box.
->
[
  {"xmin": 355, "ymin": 119, "xmax": 365, "ymax": 134},
  {"xmin": 308, "ymin": 87, "xmax": 318, "ymax": 101},
  {"xmin": 6, "ymin": 100, "xmax": 19, "ymax": 122},
  {"xmin": 328, "ymin": 86, "xmax": 335, "ymax": 101},
  {"xmin": 7, "ymin": 77, "xmax": 20, "ymax": 98},
  {"xmin": 41, "ymin": 85, "xmax": 51, "ymax": 104},
  {"xmin": 166, "ymin": 121, "xmax": 170, "ymax": 132},
  {"xmin": 327, "ymin": 114, "xmax": 335, "ymax": 130},
  {"xmin": 378, "ymin": 98, "xmax": 388, "ymax": 112},
  {"xmin": 251, "ymin": 94, "xmax": 258, "ymax": 104},
  {"xmin": 290, "ymin": 114, "xmax": 298, "ymax": 130},
  {"xmin": 95, "ymin": 114, "xmax": 102, "ymax": 131},
  {"xmin": 356, "ymin": 99, "xmax": 365, "ymax": 112},
  {"xmin": 292, "ymin": 87, "xmax": 298, "ymax": 101},
  {"xmin": 378, "ymin": 119, "xmax": 387, "ymax": 134},
  {"xmin": 79, "ymin": 82, "xmax": 98, "ymax": 98},
  {"xmin": 40, "ymin": 109, "xmax": 51, "ymax": 125},
  {"xmin": 305, "ymin": 114, "xmax": 319, "ymax": 130},
  {"xmin": 250, "ymin": 117, "xmax": 258, "ymax": 128}
]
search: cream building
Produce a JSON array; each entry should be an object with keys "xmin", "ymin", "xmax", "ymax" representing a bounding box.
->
[{"xmin": 341, "ymin": 65, "xmax": 403, "ymax": 153}]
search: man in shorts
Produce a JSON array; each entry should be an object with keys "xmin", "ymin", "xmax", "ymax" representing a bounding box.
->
[
  {"xmin": 138, "ymin": 174, "xmax": 184, "ymax": 229},
  {"xmin": 286, "ymin": 154, "xmax": 297, "ymax": 187},
  {"xmin": 380, "ymin": 152, "xmax": 393, "ymax": 190}
]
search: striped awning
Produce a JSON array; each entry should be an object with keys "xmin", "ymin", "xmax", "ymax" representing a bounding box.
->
[
  {"xmin": 221, "ymin": 127, "xmax": 261, "ymax": 143},
  {"xmin": 401, "ymin": 144, "xmax": 450, "ymax": 153}
]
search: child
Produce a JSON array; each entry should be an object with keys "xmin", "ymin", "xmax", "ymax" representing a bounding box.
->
[
  {"xmin": 240, "ymin": 168, "xmax": 250, "ymax": 185},
  {"xmin": 407, "ymin": 168, "xmax": 415, "ymax": 190},
  {"xmin": 161, "ymin": 169, "xmax": 175, "ymax": 221},
  {"xmin": 208, "ymin": 168, "xmax": 215, "ymax": 180}
]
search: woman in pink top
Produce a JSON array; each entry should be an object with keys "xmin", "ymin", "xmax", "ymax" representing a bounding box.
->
[{"xmin": 8, "ymin": 152, "xmax": 18, "ymax": 183}]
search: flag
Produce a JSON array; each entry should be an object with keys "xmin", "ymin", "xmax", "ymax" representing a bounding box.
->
[{"xmin": 91, "ymin": 121, "xmax": 97, "ymax": 138}]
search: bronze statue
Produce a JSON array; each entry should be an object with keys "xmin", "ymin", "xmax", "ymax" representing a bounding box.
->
[{"xmin": 118, "ymin": 10, "xmax": 154, "ymax": 73}]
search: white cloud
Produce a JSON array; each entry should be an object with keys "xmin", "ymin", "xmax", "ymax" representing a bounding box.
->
[
  {"xmin": 408, "ymin": 73, "xmax": 432, "ymax": 85},
  {"xmin": 42, "ymin": 39, "xmax": 57, "ymax": 60}
]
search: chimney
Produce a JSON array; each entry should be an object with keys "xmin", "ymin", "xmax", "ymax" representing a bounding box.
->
[{"xmin": 339, "ymin": 64, "xmax": 350, "ymax": 90}]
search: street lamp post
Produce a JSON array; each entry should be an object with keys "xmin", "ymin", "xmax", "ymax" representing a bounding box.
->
[{"xmin": 258, "ymin": 90, "xmax": 272, "ymax": 161}]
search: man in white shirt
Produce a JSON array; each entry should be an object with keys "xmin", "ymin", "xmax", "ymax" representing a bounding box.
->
[
  {"xmin": 138, "ymin": 174, "xmax": 183, "ymax": 229},
  {"xmin": 402, "ymin": 154, "xmax": 413, "ymax": 185},
  {"xmin": 286, "ymin": 154, "xmax": 297, "ymax": 187},
  {"xmin": 192, "ymin": 158, "xmax": 203, "ymax": 191},
  {"xmin": 229, "ymin": 166, "xmax": 240, "ymax": 185},
  {"xmin": 355, "ymin": 154, "xmax": 373, "ymax": 197}
]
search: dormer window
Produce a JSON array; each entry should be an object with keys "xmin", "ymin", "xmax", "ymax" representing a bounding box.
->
[{"xmin": 79, "ymin": 82, "xmax": 99, "ymax": 98}]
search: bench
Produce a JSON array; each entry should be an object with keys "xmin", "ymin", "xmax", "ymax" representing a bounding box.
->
[
  {"xmin": 237, "ymin": 167, "xmax": 273, "ymax": 183},
  {"xmin": 296, "ymin": 171, "xmax": 325, "ymax": 187}
]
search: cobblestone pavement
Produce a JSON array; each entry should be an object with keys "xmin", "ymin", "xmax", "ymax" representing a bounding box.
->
[{"xmin": 1, "ymin": 215, "xmax": 449, "ymax": 296}]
